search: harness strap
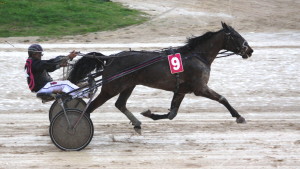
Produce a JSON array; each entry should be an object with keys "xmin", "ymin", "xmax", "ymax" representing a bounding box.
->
[
  {"xmin": 216, "ymin": 50, "xmax": 235, "ymax": 58},
  {"xmin": 71, "ymin": 48, "xmax": 236, "ymax": 96},
  {"xmin": 104, "ymin": 55, "xmax": 165, "ymax": 84},
  {"xmin": 174, "ymin": 73, "xmax": 180, "ymax": 94}
]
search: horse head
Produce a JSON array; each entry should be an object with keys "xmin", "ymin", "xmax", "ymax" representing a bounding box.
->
[{"xmin": 222, "ymin": 22, "xmax": 253, "ymax": 59}]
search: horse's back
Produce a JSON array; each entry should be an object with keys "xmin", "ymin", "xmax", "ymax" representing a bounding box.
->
[
  {"xmin": 104, "ymin": 51, "xmax": 162, "ymax": 74},
  {"xmin": 102, "ymin": 50, "xmax": 210, "ymax": 93},
  {"xmin": 102, "ymin": 51, "xmax": 177, "ymax": 91}
]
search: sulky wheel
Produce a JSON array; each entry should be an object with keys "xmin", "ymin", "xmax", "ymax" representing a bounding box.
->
[
  {"xmin": 49, "ymin": 109, "xmax": 94, "ymax": 151},
  {"xmin": 49, "ymin": 98, "xmax": 87, "ymax": 122}
]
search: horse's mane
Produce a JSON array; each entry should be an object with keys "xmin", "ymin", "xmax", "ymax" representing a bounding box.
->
[{"xmin": 178, "ymin": 29, "xmax": 223, "ymax": 52}]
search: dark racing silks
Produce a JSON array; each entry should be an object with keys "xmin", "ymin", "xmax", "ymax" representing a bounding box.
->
[{"xmin": 24, "ymin": 56, "xmax": 65, "ymax": 92}]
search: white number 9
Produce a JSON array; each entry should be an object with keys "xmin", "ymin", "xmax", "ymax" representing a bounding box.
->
[{"xmin": 171, "ymin": 57, "xmax": 180, "ymax": 70}]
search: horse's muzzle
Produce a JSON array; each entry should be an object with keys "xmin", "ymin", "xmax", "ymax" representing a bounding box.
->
[{"xmin": 242, "ymin": 47, "xmax": 253, "ymax": 59}]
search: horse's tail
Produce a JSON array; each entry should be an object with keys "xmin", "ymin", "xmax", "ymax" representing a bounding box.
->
[{"xmin": 68, "ymin": 52, "xmax": 106, "ymax": 84}]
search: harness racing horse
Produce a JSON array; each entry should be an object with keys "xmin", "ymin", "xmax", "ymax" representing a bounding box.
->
[{"xmin": 68, "ymin": 22, "xmax": 254, "ymax": 134}]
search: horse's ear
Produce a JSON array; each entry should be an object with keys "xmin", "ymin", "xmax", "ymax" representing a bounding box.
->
[
  {"xmin": 221, "ymin": 22, "xmax": 231, "ymax": 33},
  {"xmin": 221, "ymin": 22, "xmax": 229, "ymax": 30}
]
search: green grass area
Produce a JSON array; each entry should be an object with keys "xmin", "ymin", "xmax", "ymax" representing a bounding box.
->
[{"xmin": 0, "ymin": 0, "xmax": 148, "ymax": 37}]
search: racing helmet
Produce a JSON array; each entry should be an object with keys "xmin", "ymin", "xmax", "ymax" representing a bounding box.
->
[{"xmin": 28, "ymin": 44, "xmax": 43, "ymax": 53}]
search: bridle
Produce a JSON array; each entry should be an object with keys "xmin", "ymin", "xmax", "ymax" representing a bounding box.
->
[{"xmin": 216, "ymin": 30, "xmax": 248, "ymax": 58}]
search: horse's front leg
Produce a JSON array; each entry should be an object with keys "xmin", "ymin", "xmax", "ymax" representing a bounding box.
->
[
  {"xmin": 194, "ymin": 86, "xmax": 246, "ymax": 123},
  {"xmin": 168, "ymin": 93, "xmax": 185, "ymax": 120},
  {"xmin": 141, "ymin": 93, "xmax": 185, "ymax": 120}
]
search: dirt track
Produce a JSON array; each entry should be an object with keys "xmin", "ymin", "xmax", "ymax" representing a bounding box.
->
[{"xmin": 0, "ymin": 0, "xmax": 300, "ymax": 168}]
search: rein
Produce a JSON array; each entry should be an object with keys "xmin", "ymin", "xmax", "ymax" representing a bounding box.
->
[
  {"xmin": 75, "ymin": 40, "xmax": 238, "ymax": 85},
  {"xmin": 69, "ymin": 49, "xmax": 237, "ymax": 96},
  {"xmin": 104, "ymin": 55, "xmax": 165, "ymax": 84},
  {"xmin": 216, "ymin": 50, "xmax": 236, "ymax": 58}
]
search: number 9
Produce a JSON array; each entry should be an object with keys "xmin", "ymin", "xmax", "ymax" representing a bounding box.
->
[{"xmin": 171, "ymin": 57, "xmax": 180, "ymax": 70}]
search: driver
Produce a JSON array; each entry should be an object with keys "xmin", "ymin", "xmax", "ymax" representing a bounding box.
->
[{"xmin": 24, "ymin": 44, "xmax": 86, "ymax": 98}]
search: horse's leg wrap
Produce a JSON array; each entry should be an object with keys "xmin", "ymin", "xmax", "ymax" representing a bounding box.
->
[
  {"xmin": 168, "ymin": 108, "xmax": 178, "ymax": 120},
  {"xmin": 124, "ymin": 110, "xmax": 142, "ymax": 134},
  {"xmin": 218, "ymin": 96, "xmax": 225, "ymax": 102},
  {"xmin": 124, "ymin": 110, "xmax": 141, "ymax": 127}
]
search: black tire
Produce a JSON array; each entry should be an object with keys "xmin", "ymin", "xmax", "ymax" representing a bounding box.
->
[
  {"xmin": 49, "ymin": 98, "xmax": 87, "ymax": 122},
  {"xmin": 49, "ymin": 109, "xmax": 94, "ymax": 151}
]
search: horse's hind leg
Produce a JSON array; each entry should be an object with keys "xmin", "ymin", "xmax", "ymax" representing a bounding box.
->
[
  {"xmin": 115, "ymin": 86, "xmax": 142, "ymax": 134},
  {"xmin": 194, "ymin": 86, "xmax": 246, "ymax": 123}
]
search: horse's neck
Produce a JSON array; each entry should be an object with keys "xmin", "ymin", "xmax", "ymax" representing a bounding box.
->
[{"xmin": 193, "ymin": 31, "xmax": 225, "ymax": 65}]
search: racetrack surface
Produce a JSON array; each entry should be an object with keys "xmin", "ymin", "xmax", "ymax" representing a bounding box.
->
[{"xmin": 0, "ymin": 0, "xmax": 300, "ymax": 168}]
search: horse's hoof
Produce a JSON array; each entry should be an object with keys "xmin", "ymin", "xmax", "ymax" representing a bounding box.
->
[
  {"xmin": 134, "ymin": 126, "xmax": 142, "ymax": 135},
  {"xmin": 236, "ymin": 116, "xmax": 246, "ymax": 123},
  {"xmin": 141, "ymin": 110, "xmax": 151, "ymax": 118}
]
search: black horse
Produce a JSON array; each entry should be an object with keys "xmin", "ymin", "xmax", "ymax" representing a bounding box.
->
[{"xmin": 68, "ymin": 22, "xmax": 253, "ymax": 133}]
